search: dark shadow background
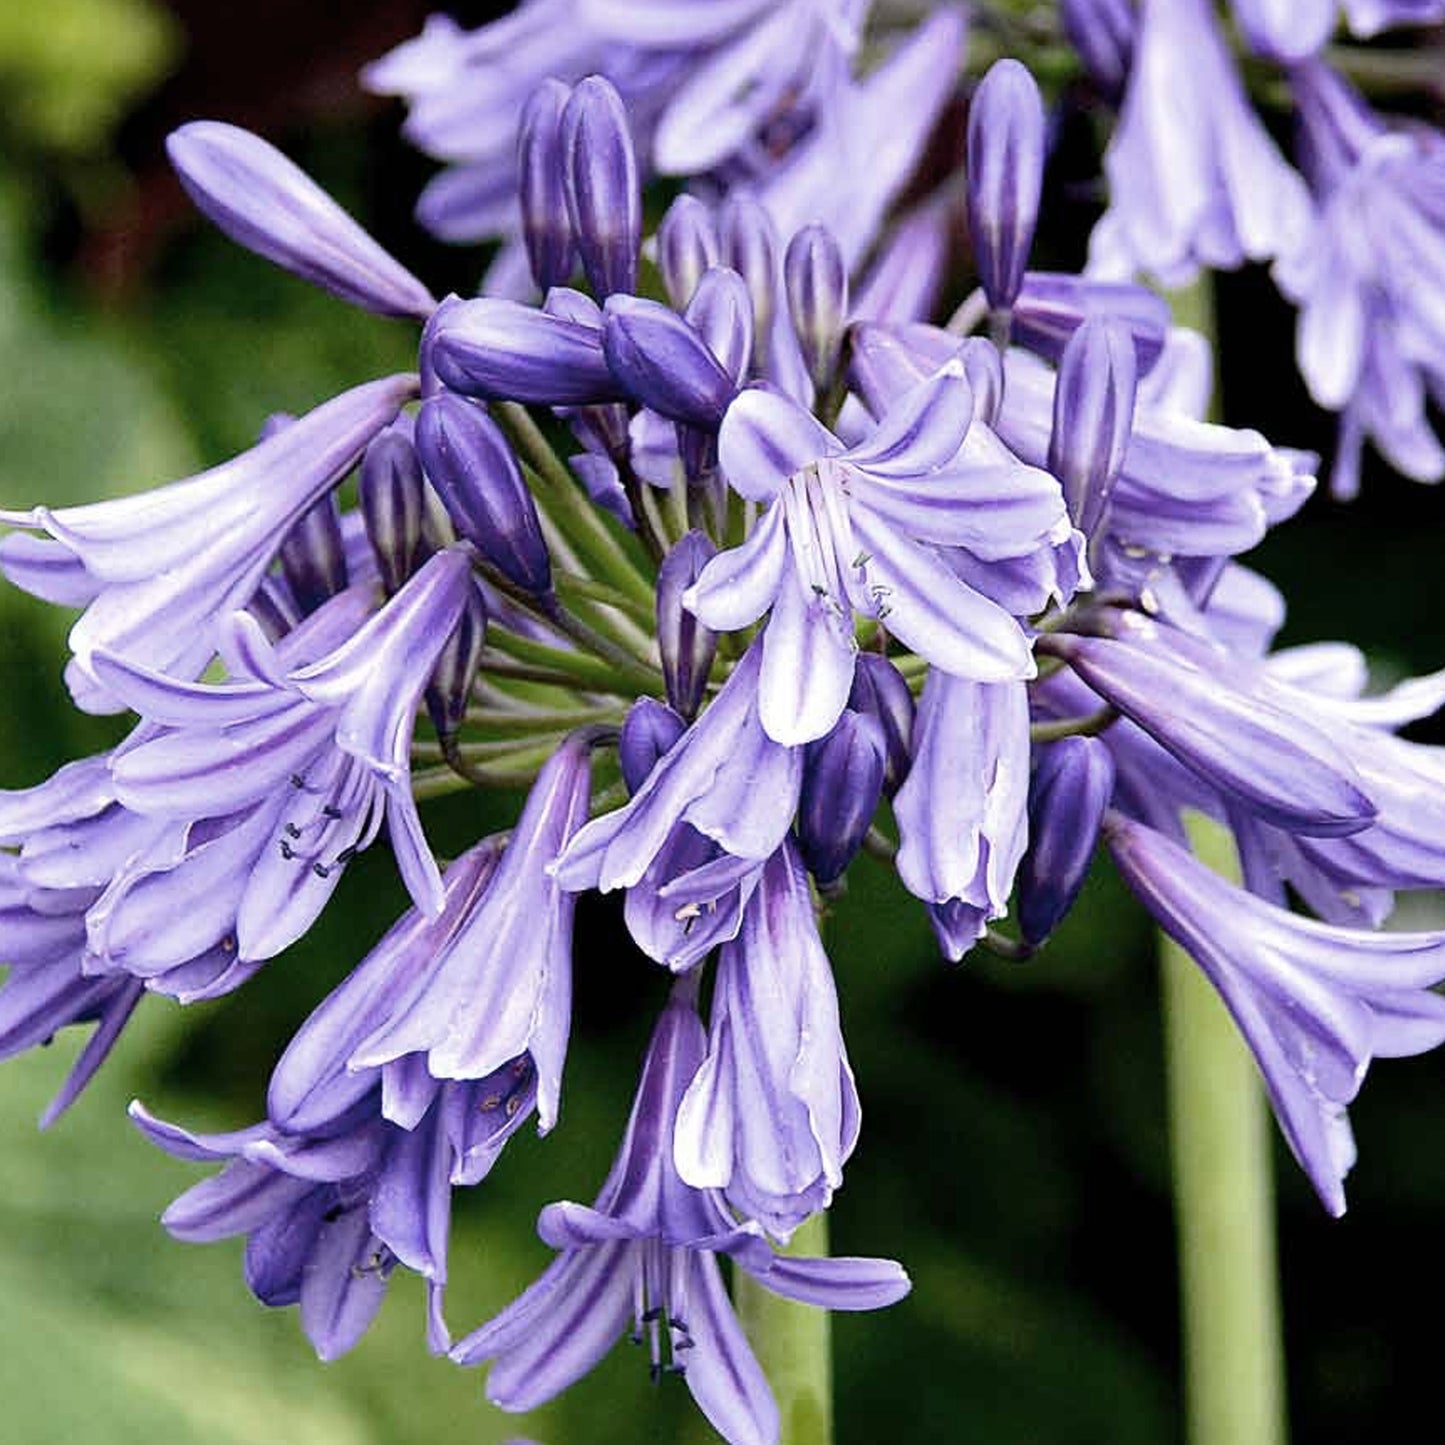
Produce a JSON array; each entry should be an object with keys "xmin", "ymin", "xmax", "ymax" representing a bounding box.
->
[{"xmin": 0, "ymin": 4, "xmax": 1441, "ymax": 1442}]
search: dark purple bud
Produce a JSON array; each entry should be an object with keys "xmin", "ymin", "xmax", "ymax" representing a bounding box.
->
[
  {"xmin": 656, "ymin": 193, "xmax": 720, "ymax": 308},
  {"xmin": 619, "ymin": 697, "xmax": 686, "ymax": 793},
  {"xmin": 958, "ymin": 338, "xmax": 1004, "ymax": 426},
  {"xmin": 426, "ymin": 581, "xmax": 488, "ymax": 740},
  {"xmin": 278, "ymin": 492, "xmax": 347, "ymax": 614},
  {"xmin": 1049, "ymin": 317, "xmax": 1138, "ymax": 537},
  {"xmin": 601, "ymin": 295, "xmax": 736, "ymax": 428},
  {"xmin": 848, "ymin": 653, "xmax": 915, "ymax": 796},
  {"xmin": 427, "ymin": 297, "xmax": 622, "ymax": 406},
  {"xmin": 1017, "ymin": 736, "xmax": 1115, "ymax": 945},
  {"xmin": 359, "ymin": 424, "xmax": 427, "ymax": 595},
  {"xmin": 966, "ymin": 59, "xmax": 1046, "ymax": 312},
  {"xmin": 1059, "ymin": 0, "xmax": 1135, "ymax": 96},
  {"xmin": 415, "ymin": 393, "xmax": 552, "ymax": 595},
  {"xmin": 561, "ymin": 76, "xmax": 640, "ymax": 299},
  {"xmin": 785, "ymin": 224, "xmax": 849, "ymax": 392},
  {"xmin": 517, "ymin": 78, "xmax": 576, "ymax": 292},
  {"xmin": 1009, "ymin": 273, "xmax": 1168, "ymax": 371},
  {"xmin": 717, "ymin": 195, "xmax": 778, "ymax": 370},
  {"xmin": 684, "ymin": 267, "xmax": 753, "ymax": 386},
  {"xmin": 800, "ymin": 710, "xmax": 887, "ymax": 886},
  {"xmin": 656, "ymin": 531, "xmax": 719, "ymax": 720}
]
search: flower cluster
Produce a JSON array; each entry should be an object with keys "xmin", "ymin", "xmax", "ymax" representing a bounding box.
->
[{"xmin": 3, "ymin": 7, "xmax": 1445, "ymax": 1443}]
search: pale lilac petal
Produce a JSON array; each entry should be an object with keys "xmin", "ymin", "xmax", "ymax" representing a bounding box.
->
[
  {"xmin": 718, "ymin": 387, "xmax": 841, "ymax": 502},
  {"xmin": 757, "ymin": 571, "xmax": 857, "ymax": 746},
  {"xmin": 684, "ymin": 499, "xmax": 789, "ymax": 633}
]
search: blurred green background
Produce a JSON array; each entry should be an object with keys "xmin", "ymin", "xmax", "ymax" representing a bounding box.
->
[{"xmin": 1, "ymin": 4, "xmax": 1443, "ymax": 1442}]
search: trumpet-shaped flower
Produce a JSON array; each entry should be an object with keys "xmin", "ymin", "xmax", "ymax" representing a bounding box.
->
[
  {"xmin": 1107, "ymin": 812, "xmax": 1445, "ymax": 1216},
  {"xmin": 685, "ymin": 366, "xmax": 1060, "ymax": 745},
  {"xmin": 0, "ymin": 376, "xmax": 416, "ymax": 713},
  {"xmin": 82, "ymin": 550, "xmax": 474, "ymax": 988},
  {"xmin": 451, "ymin": 981, "xmax": 908, "ymax": 1445}
]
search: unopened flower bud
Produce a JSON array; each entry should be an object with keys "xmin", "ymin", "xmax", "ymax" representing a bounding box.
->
[
  {"xmin": 799, "ymin": 710, "xmax": 887, "ymax": 886},
  {"xmin": 785, "ymin": 224, "xmax": 849, "ymax": 392},
  {"xmin": 428, "ymin": 297, "xmax": 621, "ymax": 406},
  {"xmin": 656, "ymin": 193, "xmax": 720, "ymax": 308},
  {"xmin": 517, "ymin": 78, "xmax": 576, "ymax": 292},
  {"xmin": 717, "ymin": 195, "xmax": 778, "ymax": 371},
  {"xmin": 278, "ymin": 492, "xmax": 348, "ymax": 615},
  {"xmin": 619, "ymin": 697, "xmax": 686, "ymax": 794},
  {"xmin": 1017, "ymin": 736, "xmax": 1115, "ymax": 946},
  {"xmin": 426, "ymin": 581, "xmax": 487, "ymax": 740},
  {"xmin": 657, "ymin": 532, "xmax": 719, "ymax": 720},
  {"xmin": 684, "ymin": 268, "xmax": 754, "ymax": 389},
  {"xmin": 602, "ymin": 295, "xmax": 736, "ymax": 428},
  {"xmin": 359, "ymin": 423, "xmax": 427, "ymax": 595},
  {"xmin": 415, "ymin": 393, "xmax": 551, "ymax": 595},
  {"xmin": 561, "ymin": 75, "xmax": 640, "ymax": 299},
  {"xmin": 848, "ymin": 653, "xmax": 915, "ymax": 795},
  {"xmin": 966, "ymin": 59, "xmax": 1046, "ymax": 312},
  {"xmin": 1049, "ymin": 317, "xmax": 1138, "ymax": 537}
]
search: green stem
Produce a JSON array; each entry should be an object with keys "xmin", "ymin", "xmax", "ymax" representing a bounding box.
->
[
  {"xmin": 735, "ymin": 1212, "xmax": 834, "ymax": 1445},
  {"xmin": 1161, "ymin": 812, "xmax": 1287, "ymax": 1445},
  {"xmin": 484, "ymin": 628, "xmax": 658, "ymax": 698}
]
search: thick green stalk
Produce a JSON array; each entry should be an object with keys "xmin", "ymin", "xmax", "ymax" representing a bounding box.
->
[
  {"xmin": 734, "ymin": 1212, "xmax": 833, "ymax": 1445},
  {"xmin": 1161, "ymin": 812, "xmax": 1287, "ymax": 1445}
]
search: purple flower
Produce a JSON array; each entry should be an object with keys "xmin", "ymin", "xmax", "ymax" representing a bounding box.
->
[
  {"xmin": 345, "ymin": 737, "xmax": 593, "ymax": 1131},
  {"xmin": 82, "ymin": 550, "xmax": 474, "ymax": 988},
  {"xmin": 1038, "ymin": 612, "xmax": 1375, "ymax": 839},
  {"xmin": 0, "ymin": 758, "xmax": 157, "ymax": 1121},
  {"xmin": 1275, "ymin": 61, "xmax": 1444, "ymax": 498},
  {"xmin": 167, "ymin": 122, "xmax": 437, "ymax": 318},
  {"xmin": 1088, "ymin": 0, "xmax": 1314, "ymax": 284},
  {"xmin": 685, "ymin": 367, "xmax": 1057, "ymax": 744},
  {"xmin": 674, "ymin": 842, "xmax": 861, "ymax": 1238},
  {"xmin": 0, "ymin": 376, "xmax": 416, "ymax": 713},
  {"xmin": 756, "ymin": 8, "xmax": 966, "ymax": 271},
  {"xmin": 450, "ymin": 980, "xmax": 908, "ymax": 1445},
  {"xmin": 130, "ymin": 1053, "xmax": 530, "ymax": 1358},
  {"xmin": 893, "ymin": 672, "xmax": 1031, "ymax": 960},
  {"xmin": 554, "ymin": 643, "xmax": 800, "ymax": 917},
  {"xmin": 1106, "ymin": 812, "xmax": 1445, "ymax": 1216}
]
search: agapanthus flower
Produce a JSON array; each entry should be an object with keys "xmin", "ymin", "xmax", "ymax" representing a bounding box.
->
[
  {"xmin": 554, "ymin": 643, "xmax": 801, "ymax": 926},
  {"xmin": 0, "ymin": 375, "xmax": 416, "ymax": 713},
  {"xmin": 129, "ymin": 1046, "xmax": 534, "ymax": 1359},
  {"xmin": 1087, "ymin": 0, "xmax": 1315, "ymax": 284},
  {"xmin": 79, "ymin": 549, "xmax": 475, "ymax": 991},
  {"xmin": 893, "ymin": 672, "xmax": 1031, "ymax": 960},
  {"xmin": 451, "ymin": 979, "xmax": 908, "ymax": 1445},
  {"xmin": 683, "ymin": 364, "xmax": 1065, "ymax": 745},
  {"xmin": 674, "ymin": 841, "xmax": 861, "ymax": 1237},
  {"xmin": 367, "ymin": 0, "xmax": 873, "ymax": 261},
  {"xmin": 1275, "ymin": 60, "xmax": 1445, "ymax": 497},
  {"xmin": 0, "ymin": 757, "xmax": 161, "ymax": 1120},
  {"xmin": 1106, "ymin": 812, "xmax": 1445, "ymax": 1216},
  {"xmin": 344, "ymin": 735, "xmax": 593, "ymax": 1132}
]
